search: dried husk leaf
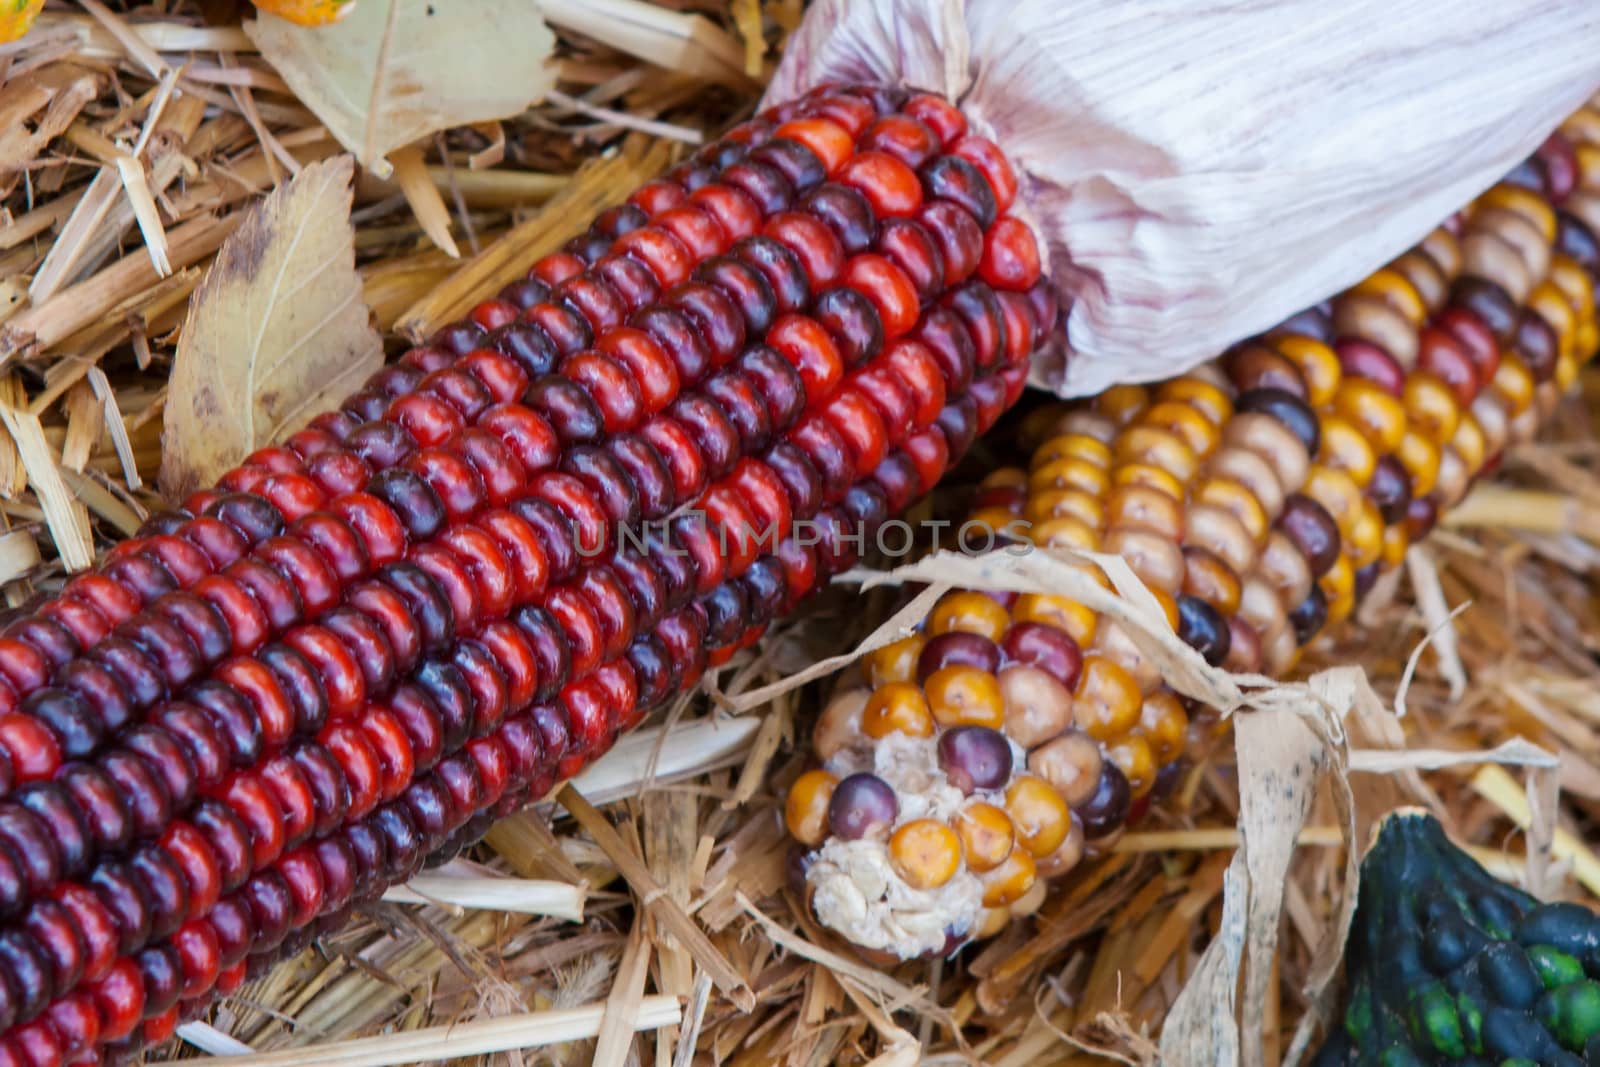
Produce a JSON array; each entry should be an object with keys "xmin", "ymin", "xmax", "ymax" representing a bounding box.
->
[
  {"xmin": 246, "ymin": 1, "xmax": 557, "ymax": 178},
  {"xmin": 159, "ymin": 154, "xmax": 381, "ymax": 500},
  {"xmin": 1168, "ymin": 696, "xmax": 1353, "ymax": 1067}
]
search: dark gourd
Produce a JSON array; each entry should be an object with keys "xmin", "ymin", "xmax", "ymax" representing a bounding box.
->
[{"xmin": 1314, "ymin": 812, "xmax": 1600, "ymax": 1066}]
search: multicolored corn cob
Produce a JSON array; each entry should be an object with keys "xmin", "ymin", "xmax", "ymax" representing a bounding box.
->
[
  {"xmin": 1315, "ymin": 812, "xmax": 1600, "ymax": 1066},
  {"xmin": 0, "ymin": 85, "xmax": 1052, "ymax": 1064},
  {"xmin": 783, "ymin": 109, "xmax": 1600, "ymax": 960}
]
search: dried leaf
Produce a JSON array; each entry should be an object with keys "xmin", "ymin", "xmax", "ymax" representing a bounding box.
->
[
  {"xmin": 159, "ymin": 154, "xmax": 381, "ymax": 500},
  {"xmin": 246, "ymin": 1, "xmax": 556, "ymax": 178}
]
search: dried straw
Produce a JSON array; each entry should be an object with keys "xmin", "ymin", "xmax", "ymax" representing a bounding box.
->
[{"xmin": 3, "ymin": 4, "xmax": 1600, "ymax": 1066}]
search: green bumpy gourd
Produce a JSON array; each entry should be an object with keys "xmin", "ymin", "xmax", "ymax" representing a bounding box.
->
[{"xmin": 1312, "ymin": 813, "xmax": 1600, "ymax": 1066}]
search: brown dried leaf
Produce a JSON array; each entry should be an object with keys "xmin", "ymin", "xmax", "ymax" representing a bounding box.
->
[
  {"xmin": 246, "ymin": 1, "xmax": 556, "ymax": 178},
  {"xmin": 159, "ymin": 155, "xmax": 381, "ymax": 500}
]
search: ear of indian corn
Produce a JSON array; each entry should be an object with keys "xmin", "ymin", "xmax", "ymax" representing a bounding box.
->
[
  {"xmin": 1312, "ymin": 812, "xmax": 1600, "ymax": 1065},
  {"xmin": 0, "ymin": 84, "xmax": 1059, "ymax": 1065},
  {"xmin": 783, "ymin": 112, "xmax": 1600, "ymax": 961}
]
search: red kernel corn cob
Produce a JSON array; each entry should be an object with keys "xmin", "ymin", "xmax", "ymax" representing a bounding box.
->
[
  {"xmin": 784, "ymin": 112, "xmax": 1600, "ymax": 960},
  {"xmin": 0, "ymin": 84, "xmax": 1055, "ymax": 1065}
]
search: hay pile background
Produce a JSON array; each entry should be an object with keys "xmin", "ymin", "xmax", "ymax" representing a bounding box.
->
[{"xmin": 1, "ymin": 3, "xmax": 1597, "ymax": 1063}]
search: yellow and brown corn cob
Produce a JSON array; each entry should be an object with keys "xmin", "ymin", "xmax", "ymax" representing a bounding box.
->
[{"xmin": 783, "ymin": 107, "xmax": 1600, "ymax": 960}]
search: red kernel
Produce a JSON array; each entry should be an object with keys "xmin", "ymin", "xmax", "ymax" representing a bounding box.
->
[
  {"xmin": 628, "ymin": 179, "xmax": 687, "ymax": 216},
  {"xmin": 767, "ymin": 314, "xmax": 845, "ymax": 406},
  {"xmin": 843, "ymin": 254, "xmax": 920, "ymax": 339},
  {"xmin": 979, "ymin": 217, "xmax": 1042, "ymax": 291},
  {"xmin": 530, "ymin": 253, "xmax": 586, "ymax": 288},
  {"xmin": 839, "ymin": 151, "xmax": 923, "ymax": 218},
  {"xmin": 468, "ymin": 298, "xmax": 519, "ymax": 332},
  {"xmin": 774, "ymin": 118, "xmax": 855, "ymax": 175},
  {"xmin": 655, "ymin": 205, "xmax": 729, "ymax": 261},
  {"xmin": 860, "ymin": 114, "xmax": 940, "ymax": 170},
  {"xmin": 690, "ymin": 184, "xmax": 762, "ymax": 242},
  {"xmin": 597, "ymin": 328, "xmax": 679, "ymax": 415},
  {"xmin": 563, "ymin": 352, "xmax": 644, "ymax": 433},
  {"xmin": 952, "ymin": 135, "xmax": 1018, "ymax": 213},
  {"xmin": 904, "ymin": 94, "xmax": 967, "ymax": 146},
  {"xmin": 0, "ymin": 715, "xmax": 60, "ymax": 784},
  {"xmin": 89, "ymin": 959, "xmax": 144, "ymax": 1042},
  {"xmin": 821, "ymin": 387, "xmax": 890, "ymax": 474},
  {"xmin": 763, "ymin": 212, "xmax": 845, "ymax": 290},
  {"xmin": 616, "ymin": 227, "xmax": 693, "ymax": 288}
]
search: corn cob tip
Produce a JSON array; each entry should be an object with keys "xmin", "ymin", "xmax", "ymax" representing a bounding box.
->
[
  {"xmin": 786, "ymin": 107, "xmax": 1600, "ymax": 961},
  {"xmin": 795, "ymin": 728, "xmax": 995, "ymax": 956}
]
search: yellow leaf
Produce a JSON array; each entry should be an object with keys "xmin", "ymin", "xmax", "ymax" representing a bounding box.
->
[
  {"xmin": 159, "ymin": 155, "xmax": 382, "ymax": 501},
  {"xmin": 246, "ymin": 0, "xmax": 556, "ymax": 178}
]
